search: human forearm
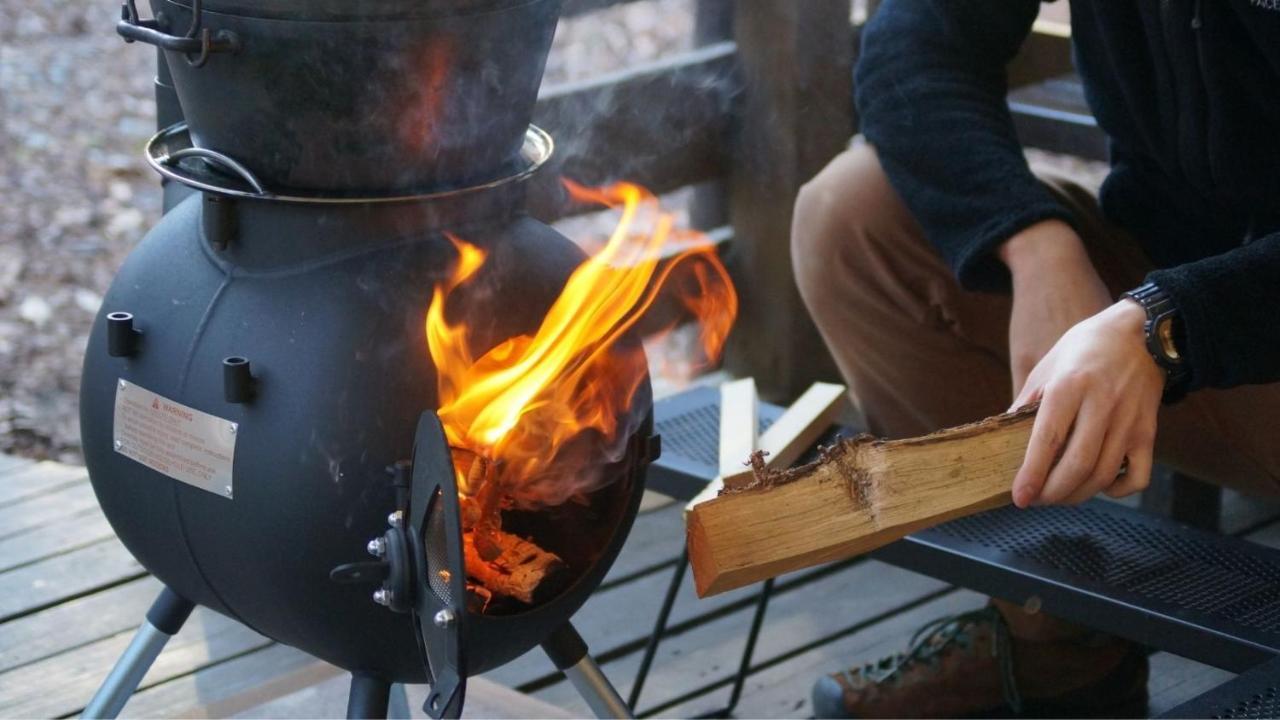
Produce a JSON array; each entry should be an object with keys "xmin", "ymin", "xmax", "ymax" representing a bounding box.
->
[{"xmin": 997, "ymin": 220, "xmax": 1111, "ymax": 394}]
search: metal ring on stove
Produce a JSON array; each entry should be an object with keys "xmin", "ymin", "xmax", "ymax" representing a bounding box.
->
[
  {"xmin": 144, "ymin": 122, "xmax": 556, "ymax": 205},
  {"xmin": 161, "ymin": 147, "xmax": 266, "ymax": 194}
]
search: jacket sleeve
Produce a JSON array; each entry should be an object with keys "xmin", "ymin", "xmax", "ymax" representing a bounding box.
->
[
  {"xmin": 1147, "ymin": 233, "xmax": 1280, "ymax": 390},
  {"xmin": 855, "ymin": 0, "xmax": 1075, "ymax": 292}
]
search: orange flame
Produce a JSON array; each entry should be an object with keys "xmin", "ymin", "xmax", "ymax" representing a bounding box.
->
[{"xmin": 426, "ymin": 180, "xmax": 736, "ymax": 509}]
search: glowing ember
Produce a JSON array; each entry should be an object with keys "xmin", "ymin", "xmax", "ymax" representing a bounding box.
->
[{"xmin": 425, "ymin": 180, "xmax": 736, "ymax": 604}]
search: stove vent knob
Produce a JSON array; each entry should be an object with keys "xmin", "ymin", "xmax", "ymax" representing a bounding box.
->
[
  {"xmin": 367, "ymin": 538, "xmax": 386, "ymax": 558},
  {"xmin": 223, "ymin": 356, "xmax": 258, "ymax": 404},
  {"xmin": 387, "ymin": 510, "xmax": 404, "ymax": 529},
  {"xmin": 433, "ymin": 609, "xmax": 455, "ymax": 628},
  {"xmin": 106, "ymin": 312, "xmax": 143, "ymax": 358},
  {"xmin": 372, "ymin": 589, "xmax": 393, "ymax": 606}
]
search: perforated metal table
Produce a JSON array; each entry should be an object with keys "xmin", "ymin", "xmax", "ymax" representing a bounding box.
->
[{"xmin": 645, "ymin": 386, "xmax": 1280, "ymax": 717}]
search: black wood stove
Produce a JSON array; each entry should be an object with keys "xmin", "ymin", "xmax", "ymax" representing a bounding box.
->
[{"xmin": 79, "ymin": 1, "xmax": 678, "ymax": 717}]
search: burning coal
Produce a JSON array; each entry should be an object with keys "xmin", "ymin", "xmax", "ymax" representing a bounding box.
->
[{"xmin": 426, "ymin": 180, "xmax": 737, "ymax": 605}]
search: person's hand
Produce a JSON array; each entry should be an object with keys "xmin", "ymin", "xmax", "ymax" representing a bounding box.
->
[
  {"xmin": 999, "ymin": 220, "xmax": 1112, "ymax": 395},
  {"xmin": 1008, "ymin": 299, "xmax": 1165, "ymax": 507}
]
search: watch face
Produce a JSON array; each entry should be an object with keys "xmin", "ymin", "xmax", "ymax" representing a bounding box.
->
[{"xmin": 1156, "ymin": 317, "xmax": 1182, "ymax": 362}]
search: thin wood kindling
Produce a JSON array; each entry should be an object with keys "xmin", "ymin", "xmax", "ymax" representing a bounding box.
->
[
  {"xmin": 686, "ymin": 381, "xmax": 846, "ymax": 514},
  {"xmin": 718, "ymin": 378, "xmax": 758, "ymax": 478}
]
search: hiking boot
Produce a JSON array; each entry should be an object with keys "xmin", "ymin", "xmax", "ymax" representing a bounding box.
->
[{"xmin": 810, "ymin": 605, "xmax": 1148, "ymax": 718}]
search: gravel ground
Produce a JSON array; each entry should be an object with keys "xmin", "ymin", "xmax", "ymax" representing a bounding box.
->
[
  {"xmin": 0, "ymin": 0, "xmax": 1102, "ymax": 463},
  {"xmin": 1, "ymin": 1, "xmax": 160, "ymax": 462}
]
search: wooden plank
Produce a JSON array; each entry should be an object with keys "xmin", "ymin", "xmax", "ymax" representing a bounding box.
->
[
  {"xmin": 233, "ymin": 673, "xmax": 571, "ymax": 720},
  {"xmin": 0, "ymin": 575, "xmax": 161, "ymax": 673},
  {"xmin": 0, "ymin": 480, "xmax": 101, "ymax": 542},
  {"xmin": 451, "ymin": 677, "xmax": 572, "ymax": 720},
  {"xmin": 661, "ymin": 589, "xmax": 981, "ymax": 718},
  {"xmin": 0, "ymin": 454, "xmax": 33, "ymax": 476},
  {"xmin": 718, "ymin": 378, "xmax": 758, "ymax": 478},
  {"xmin": 722, "ymin": 1, "xmax": 851, "ymax": 400},
  {"xmin": 0, "ymin": 537, "xmax": 145, "ymax": 621},
  {"xmin": 531, "ymin": 561, "xmax": 949, "ymax": 716},
  {"xmin": 687, "ymin": 382, "xmax": 846, "ymax": 512},
  {"xmin": 0, "ymin": 460, "xmax": 87, "ymax": 507},
  {"xmin": 0, "ymin": 505, "xmax": 115, "ymax": 573},
  {"xmin": 1147, "ymin": 652, "xmax": 1236, "ymax": 717},
  {"xmin": 0, "ymin": 606, "xmax": 269, "ymax": 718},
  {"xmin": 122, "ymin": 643, "xmax": 331, "ymax": 719},
  {"xmin": 688, "ymin": 408, "xmax": 1035, "ymax": 596},
  {"xmin": 482, "ymin": 551, "xmax": 763, "ymax": 690},
  {"xmin": 599, "ymin": 503, "xmax": 686, "ymax": 587},
  {"xmin": 530, "ymin": 42, "xmax": 735, "ymax": 219}
]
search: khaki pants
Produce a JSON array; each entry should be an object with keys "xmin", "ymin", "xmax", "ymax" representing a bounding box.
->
[{"xmin": 791, "ymin": 143, "xmax": 1280, "ymax": 498}]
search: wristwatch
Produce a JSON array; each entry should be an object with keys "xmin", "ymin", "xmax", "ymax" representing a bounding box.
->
[{"xmin": 1121, "ymin": 282, "xmax": 1190, "ymax": 402}]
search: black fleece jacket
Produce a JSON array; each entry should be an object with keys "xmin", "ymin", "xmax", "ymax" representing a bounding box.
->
[{"xmin": 855, "ymin": 0, "xmax": 1280, "ymax": 392}]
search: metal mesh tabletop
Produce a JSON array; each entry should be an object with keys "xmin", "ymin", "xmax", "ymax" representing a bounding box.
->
[{"xmin": 649, "ymin": 386, "xmax": 1280, "ymax": 675}]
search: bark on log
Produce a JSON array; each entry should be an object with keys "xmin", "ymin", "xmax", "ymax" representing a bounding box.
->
[{"xmin": 686, "ymin": 407, "xmax": 1036, "ymax": 597}]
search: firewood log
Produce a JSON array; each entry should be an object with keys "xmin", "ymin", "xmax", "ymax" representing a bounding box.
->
[
  {"xmin": 464, "ymin": 529, "xmax": 566, "ymax": 604},
  {"xmin": 686, "ymin": 406, "xmax": 1036, "ymax": 597}
]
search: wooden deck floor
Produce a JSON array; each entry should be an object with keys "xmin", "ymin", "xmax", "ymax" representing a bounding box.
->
[{"xmin": 1, "ymin": 452, "xmax": 1274, "ymax": 718}]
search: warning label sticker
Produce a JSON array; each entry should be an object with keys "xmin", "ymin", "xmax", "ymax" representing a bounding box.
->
[{"xmin": 113, "ymin": 380, "xmax": 237, "ymax": 499}]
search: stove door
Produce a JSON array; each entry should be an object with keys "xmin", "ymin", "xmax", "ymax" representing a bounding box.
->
[{"xmin": 408, "ymin": 411, "xmax": 468, "ymax": 719}]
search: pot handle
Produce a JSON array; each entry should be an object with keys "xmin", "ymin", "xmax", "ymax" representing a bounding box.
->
[
  {"xmin": 117, "ymin": 0, "xmax": 239, "ymax": 68},
  {"xmin": 161, "ymin": 147, "xmax": 267, "ymax": 195}
]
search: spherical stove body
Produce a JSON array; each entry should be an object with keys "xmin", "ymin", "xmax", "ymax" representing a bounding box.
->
[{"xmin": 80, "ymin": 189, "xmax": 652, "ymax": 682}]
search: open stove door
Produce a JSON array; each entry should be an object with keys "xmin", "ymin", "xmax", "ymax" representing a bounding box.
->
[{"xmin": 408, "ymin": 411, "xmax": 468, "ymax": 719}]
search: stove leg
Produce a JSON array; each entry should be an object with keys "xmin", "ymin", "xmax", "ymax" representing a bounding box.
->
[
  {"xmin": 346, "ymin": 674, "xmax": 392, "ymax": 719},
  {"xmin": 542, "ymin": 623, "xmax": 632, "ymax": 719},
  {"xmin": 387, "ymin": 683, "xmax": 411, "ymax": 719},
  {"xmin": 82, "ymin": 587, "xmax": 195, "ymax": 719}
]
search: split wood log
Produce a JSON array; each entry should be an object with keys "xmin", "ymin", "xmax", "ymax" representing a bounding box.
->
[
  {"xmin": 686, "ymin": 406, "xmax": 1036, "ymax": 597},
  {"xmin": 686, "ymin": 381, "xmax": 846, "ymax": 515},
  {"xmin": 463, "ymin": 529, "xmax": 565, "ymax": 605},
  {"xmin": 719, "ymin": 378, "xmax": 759, "ymax": 478}
]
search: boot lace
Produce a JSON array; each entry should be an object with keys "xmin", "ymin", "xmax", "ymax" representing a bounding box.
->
[{"xmin": 846, "ymin": 606, "xmax": 1023, "ymax": 713}]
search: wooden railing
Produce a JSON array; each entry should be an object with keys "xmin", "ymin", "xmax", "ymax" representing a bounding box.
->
[
  {"xmin": 531, "ymin": 0, "xmax": 852, "ymax": 400},
  {"xmin": 531, "ymin": 0, "xmax": 1096, "ymax": 400}
]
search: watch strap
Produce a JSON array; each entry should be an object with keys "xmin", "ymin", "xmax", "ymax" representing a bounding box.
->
[{"xmin": 1121, "ymin": 282, "xmax": 1190, "ymax": 402}]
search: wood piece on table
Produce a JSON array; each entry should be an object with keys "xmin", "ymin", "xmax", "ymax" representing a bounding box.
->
[
  {"xmin": 718, "ymin": 377, "xmax": 758, "ymax": 478},
  {"xmin": 687, "ymin": 407, "xmax": 1036, "ymax": 597},
  {"xmin": 685, "ymin": 381, "xmax": 846, "ymax": 515}
]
